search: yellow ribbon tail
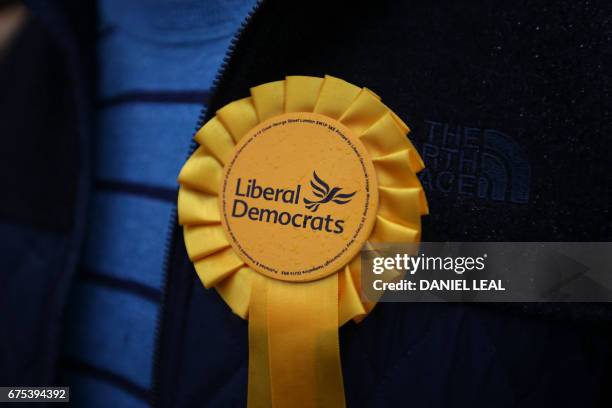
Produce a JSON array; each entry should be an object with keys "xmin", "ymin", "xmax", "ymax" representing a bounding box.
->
[
  {"xmin": 248, "ymin": 274, "xmax": 272, "ymax": 408},
  {"xmin": 248, "ymin": 274, "xmax": 345, "ymax": 408}
]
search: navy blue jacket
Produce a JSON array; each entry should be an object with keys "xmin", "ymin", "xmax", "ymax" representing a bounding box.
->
[{"xmin": 1, "ymin": 1, "xmax": 611, "ymax": 407}]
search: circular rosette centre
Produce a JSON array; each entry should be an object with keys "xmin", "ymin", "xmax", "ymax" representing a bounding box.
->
[{"xmin": 220, "ymin": 112, "xmax": 378, "ymax": 282}]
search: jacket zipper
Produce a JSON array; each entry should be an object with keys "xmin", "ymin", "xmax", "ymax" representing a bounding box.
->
[{"xmin": 151, "ymin": 1, "xmax": 265, "ymax": 406}]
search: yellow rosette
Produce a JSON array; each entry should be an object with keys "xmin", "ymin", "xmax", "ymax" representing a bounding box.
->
[{"xmin": 177, "ymin": 75, "xmax": 428, "ymax": 407}]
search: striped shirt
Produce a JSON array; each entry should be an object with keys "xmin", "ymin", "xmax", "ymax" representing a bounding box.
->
[{"xmin": 61, "ymin": 1, "xmax": 256, "ymax": 406}]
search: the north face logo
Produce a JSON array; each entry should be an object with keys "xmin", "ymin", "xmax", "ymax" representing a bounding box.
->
[
  {"xmin": 304, "ymin": 171, "xmax": 356, "ymax": 212},
  {"xmin": 417, "ymin": 120, "xmax": 531, "ymax": 204}
]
